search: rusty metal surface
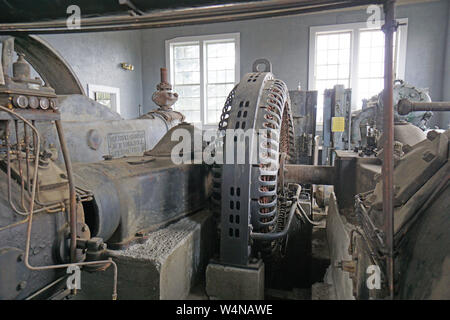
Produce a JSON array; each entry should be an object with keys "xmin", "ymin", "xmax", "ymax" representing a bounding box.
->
[
  {"xmin": 152, "ymin": 68, "xmax": 179, "ymax": 110},
  {"xmin": 55, "ymin": 120, "xmax": 77, "ymax": 262},
  {"xmin": 381, "ymin": 0, "xmax": 396, "ymax": 299}
]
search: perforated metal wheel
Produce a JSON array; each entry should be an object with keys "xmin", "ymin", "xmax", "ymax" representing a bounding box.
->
[{"xmin": 214, "ymin": 60, "xmax": 295, "ymax": 265}]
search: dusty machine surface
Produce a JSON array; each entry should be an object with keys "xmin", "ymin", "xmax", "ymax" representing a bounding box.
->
[
  {"xmin": 323, "ymin": 129, "xmax": 449, "ymax": 299},
  {"xmin": 0, "ymin": 37, "xmax": 211, "ymax": 300}
]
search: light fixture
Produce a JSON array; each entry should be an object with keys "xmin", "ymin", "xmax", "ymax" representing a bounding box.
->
[{"xmin": 120, "ymin": 63, "xmax": 134, "ymax": 71}]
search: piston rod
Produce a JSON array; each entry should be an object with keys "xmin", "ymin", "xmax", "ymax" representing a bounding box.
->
[
  {"xmin": 284, "ymin": 164, "xmax": 336, "ymax": 185},
  {"xmin": 398, "ymin": 99, "xmax": 450, "ymax": 115}
]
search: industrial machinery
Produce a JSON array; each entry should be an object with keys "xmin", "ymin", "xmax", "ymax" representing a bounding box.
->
[
  {"xmin": 1, "ymin": 0, "xmax": 449, "ymax": 300},
  {"xmin": 323, "ymin": 81, "xmax": 434, "ymax": 164},
  {"xmin": 206, "ymin": 59, "xmax": 313, "ymax": 298},
  {"xmin": 287, "ymin": 100, "xmax": 450, "ymax": 299},
  {"xmin": 0, "ymin": 37, "xmax": 210, "ymax": 300}
]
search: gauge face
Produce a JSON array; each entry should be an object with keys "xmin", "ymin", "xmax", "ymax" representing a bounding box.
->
[
  {"xmin": 49, "ymin": 99, "xmax": 58, "ymax": 110},
  {"xmin": 39, "ymin": 98, "xmax": 50, "ymax": 110},
  {"xmin": 13, "ymin": 95, "xmax": 28, "ymax": 108},
  {"xmin": 28, "ymin": 96, "xmax": 39, "ymax": 109}
]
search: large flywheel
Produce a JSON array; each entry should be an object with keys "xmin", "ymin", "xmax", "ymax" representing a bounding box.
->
[{"xmin": 213, "ymin": 59, "xmax": 296, "ymax": 266}]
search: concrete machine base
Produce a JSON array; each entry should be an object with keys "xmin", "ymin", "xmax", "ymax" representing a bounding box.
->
[
  {"xmin": 206, "ymin": 261, "xmax": 265, "ymax": 300},
  {"xmin": 74, "ymin": 210, "xmax": 214, "ymax": 300}
]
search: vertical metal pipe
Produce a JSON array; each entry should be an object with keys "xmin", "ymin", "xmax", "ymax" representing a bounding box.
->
[
  {"xmin": 55, "ymin": 120, "xmax": 77, "ymax": 262},
  {"xmin": 24, "ymin": 123, "xmax": 31, "ymax": 192},
  {"xmin": 382, "ymin": 0, "xmax": 396, "ymax": 300},
  {"xmin": 160, "ymin": 67, "xmax": 168, "ymax": 83}
]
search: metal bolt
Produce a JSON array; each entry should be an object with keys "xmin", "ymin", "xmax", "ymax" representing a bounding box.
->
[
  {"xmin": 422, "ymin": 151, "xmax": 435, "ymax": 162},
  {"xmin": 427, "ymin": 130, "xmax": 438, "ymax": 141},
  {"xmin": 17, "ymin": 281, "xmax": 27, "ymax": 291}
]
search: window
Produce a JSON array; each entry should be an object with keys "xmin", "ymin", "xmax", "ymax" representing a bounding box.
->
[
  {"xmin": 94, "ymin": 92, "xmax": 113, "ymax": 108},
  {"xmin": 87, "ymin": 84, "xmax": 121, "ymax": 114},
  {"xmin": 166, "ymin": 33, "xmax": 240, "ymax": 125},
  {"xmin": 309, "ymin": 19, "xmax": 408, "ymax": 123}
]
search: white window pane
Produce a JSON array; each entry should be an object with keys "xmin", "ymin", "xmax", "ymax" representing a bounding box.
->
[
  {"xmin": 372, "ymin": 31, "xmax": 385, "ymax": 47},
  {"xmin": 328, "ymin": 34, "xmax": 339, "ymax": 49},
  {"xmin": 359, "ymin": 47, "xmax": 371, "ymax": 63},
  {"xmin": 184, "ymin": 45, "xmax": 199, "ymax": 58},
  {"xmin": 317, "ymin": 50, "xmax": 327, "ymax": 65},
  {"xmin": 371, "ymin": 62, "xmax": 384, "ymax": 78},
  {"xmin": 339, "ymin": 33, "xmax": 351, "ymax": 48},
  {"xmin": 357, "ymin": 29, "xmax": 398, "ymax": 109},
  {"xmin": 327, "ymin": 65, "xmax": 338, "ymax": 79},
  {"xmin": 338, "ymin": 49, "xmax": 350, "ymax": 64},
  {"xmin": 174, "ymin": 46, "xmax": 184, "ymax": 59},
  {"xmin": 338, "ymin": 64, "xmax": 350, "ymax": 79},
  {"xmin": 183, "ymin": 110, "xmax": 201, "ymax": 123},
  {"xmin": 170, "ymin": 37, "xmax": 237, "ymax": 125},
  {"xmin": 317, "ymin": 65, "xmax": 328, "ymax": 79},
  {"xmin": 206, "ymin": 84, "xmax": 232, "ymax": 124},
  {"xmin": 314, "ymin": 31, "xmax": 351, "ymax": 123},
  {"xmin": 226, "ymin": 70, "xmax": 234, "ymax": 83},
  {"xmin": 317, "ymin": 35, "xmax": 328, "ymax": 51},
  {"xmin": 205, "ymin": 41, "xmax": 236, "ymax": 123},
  {"xmin": 173, "ymin": 84, "xmax": 201, "ymax": 123},
  {"xmin": 327, "ymin": 49, "xmax": 339, "ymax": 64},
  {"xmin": 360, "ymin": 32, "xmax": 372, "ymax": 48},
  {"xmin": 369, "ymin": 78, "xmax": 383, "ymax": 94},
  {"xmin": 359, "ymin": 63, "xmax": 371, "ymax": 78},
  {"xmin": 173, "ymin": 44, "xmax": 200, "ymax": 88},
  {"xmin": 370, "ymin": 47, "xmax": 384, "ymax": 63},
  {"xmin": 175, "ymin": 85, "xmax": 200, "ymax": 98}
]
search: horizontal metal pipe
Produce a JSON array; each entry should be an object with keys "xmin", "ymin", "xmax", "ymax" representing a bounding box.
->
[
  {"xmin": 0, "ymin": 0, "xmax": 384, "ymax": 34},
  {"xmin": 284, "ymin": 164, "xmax": 336, "ymax": 185},
  {"xmin": 398, "ymin": 99, "xmax": 450, "ymax": 115}
]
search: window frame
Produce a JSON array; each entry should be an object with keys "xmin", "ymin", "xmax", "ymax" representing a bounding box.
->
[
  {"xmin": 165, "ymin": 33, "xmax": 240, "ymax": 126},
  {"xmin": 87, "ymin": 84, "xmax": 121, "ymax": 114},
  {"xmin": 308, "ymin": 19, "xmax": 408, "ymax": 119}
]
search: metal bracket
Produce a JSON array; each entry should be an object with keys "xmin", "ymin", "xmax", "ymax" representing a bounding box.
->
[{"xmin": 252, "ymin": 58, "xmax": 272, "ymax": 73}]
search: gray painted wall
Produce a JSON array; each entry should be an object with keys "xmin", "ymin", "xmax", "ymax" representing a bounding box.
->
[
  {"xmin": 42, "ymin": 30, "xmax": 143, "ymax": 119},
  {"xmin": 441, "ymin": 2, "xmax": 450, "ymax": 129},
  {"xmin": 35, "ymin": 1, "xmax": 449, "ymax": 127},
  {"xmin": 140, "ymin": 0, "xmax": 449, "ymax": 128}
]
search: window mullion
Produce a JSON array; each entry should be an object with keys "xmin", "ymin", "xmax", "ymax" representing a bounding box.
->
[
  {"xmin": 350, "ymin": 28, "xmax": 360, "ymax": 110},
  {"xmin": 200, "ymin": 40, "xmax": 206, "ymax": 126}
]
